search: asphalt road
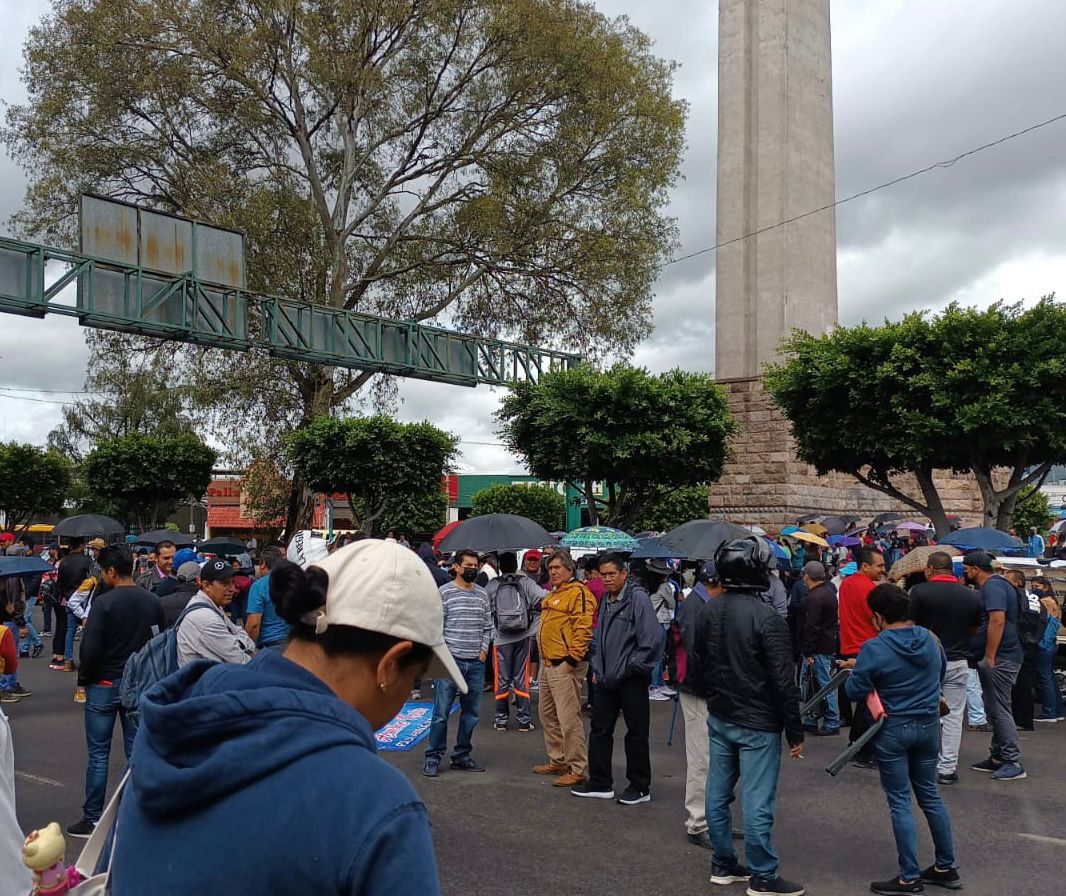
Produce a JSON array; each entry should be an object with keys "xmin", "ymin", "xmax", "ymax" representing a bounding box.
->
[{"xmin": 9, "ymin": 649, "xmax": 1066, "ymax": 896}]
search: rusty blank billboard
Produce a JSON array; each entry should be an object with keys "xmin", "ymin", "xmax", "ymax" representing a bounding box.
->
[{"xmin": 80, "ymin": 194, "xmax": 245, "ymax": 290}]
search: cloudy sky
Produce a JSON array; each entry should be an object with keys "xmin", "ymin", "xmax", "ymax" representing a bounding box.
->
[{"xmin": 1, "ymin": 0, "xmax": 1065, "ymax": 472}]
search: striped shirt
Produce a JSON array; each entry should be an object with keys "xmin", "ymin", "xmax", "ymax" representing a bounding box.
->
[{"xmin": 439, "ymin": 581, "xmax": 492, "ymax": 660}]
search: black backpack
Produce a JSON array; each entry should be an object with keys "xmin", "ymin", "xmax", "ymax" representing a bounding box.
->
[
  {"xmin": 492, "ymin": 574, "xmax": 532, "ymax": 634},
  {"xmin": 1014, "ymin": 584, "xmax": 1045, "ymax": 648}
]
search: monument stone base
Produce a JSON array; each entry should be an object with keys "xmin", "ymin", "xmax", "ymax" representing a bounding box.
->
[{"xmin": 708, "ymin": 377, "xmax": 985, "ymax": 529}]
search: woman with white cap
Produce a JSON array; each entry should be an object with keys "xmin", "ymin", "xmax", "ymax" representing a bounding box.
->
[{"xmin": 108, "ymin": 540, "xmax": 467, "ymax": 894}]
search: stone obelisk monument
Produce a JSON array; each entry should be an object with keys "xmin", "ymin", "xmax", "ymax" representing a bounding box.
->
[
  {"xmin": 709, "ymin": 0, "xmax": 983, "ymax": 525},
  {"xmin": 714, "ymin": 0, "xmax": 838, "ymax": 379}
]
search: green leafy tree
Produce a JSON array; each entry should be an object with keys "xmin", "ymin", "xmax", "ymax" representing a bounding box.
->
[
  {"xmin": 47, "ymin": 332, "xmax": 196, "ymax": 463},
  {"xmin": 471, "ymin": 483, "xmax": 565, "ymax": 531},
  {"xmin": 1011, "ymin": 487, "xmax": 1052, "ymax": 538},
  {"xmin": 239, "ymin": 453, "xmax": 291, "ymax": 542},
  {"xmin": 0, "ymin": 442, "xmax": 71, "ymax": 532},
  {"xmin": 287, "ymin": 417, "xmax": 457, "ymax": 536},
  {"xmin": 6, "ymin": 0, "xmax": 686, "ymax": 534},
  {"xmin": 83, "ymin": 433, "xmax": 217, "ymax": 531},
  {"xmin": 632, "ymin": 485, "xmax": 709, "ymax": 533},
  {"xmin": 498, "ymin": 365, "xmax": 735, "ymax": 529},
  {"xmin": 764, "ymin": 298, "xmax": 1066, "ymax": 536}
]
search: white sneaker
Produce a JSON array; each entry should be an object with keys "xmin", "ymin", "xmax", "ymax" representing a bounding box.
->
[
  {"xmin": 649, "ymin": 690, "xmax": 671, "ymax": 701},
  {"xmin": 660, "ymin": 686, "xmax": 677, "ymax": 697}
]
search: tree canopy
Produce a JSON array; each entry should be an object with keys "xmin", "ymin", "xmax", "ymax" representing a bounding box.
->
[
  {"xmin": 6, "ymin": 0, "xmax": 686, "ymax": 532},
  {"xmin": 471, "ymin": 483, "xmax": 565, "ymax": 531},
  {"xmin": 83, "ymin": 433, "xmax": 217, "ymax": 530},
  {"xmin": 631, "ymin": 485, "xmax": 709, "ymax": 533},
  {"xmin": 1011, "ymin": 487, "xmax": 1052, "ymax": 538},
  {"xmin": 764, "ymin": 298, "xmax": 1066, "ymax": 535},
  {"xmin": 497, "ymin": 365, "xmax": 735, "ymax": 529},
  {"xmin": 0, "ymin": 442, "xmax": 71, "ymax": 532},
  {"xmin": 286, "ymin": 416, "xmax": 457, "ymax": 535}
]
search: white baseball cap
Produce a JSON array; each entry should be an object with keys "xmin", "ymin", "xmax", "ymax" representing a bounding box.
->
[
  {"xmin": 303, "ymin": 540, "xmax": 467, "ymax": 694},
  {"xmin": 287, "ymin": 530, "xmax": 329, "ymax": 569}
]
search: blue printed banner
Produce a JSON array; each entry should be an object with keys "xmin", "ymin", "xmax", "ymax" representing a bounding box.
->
[{"xmin": 375, "ymin": 701, "xmax": 457, "ymax": 752}]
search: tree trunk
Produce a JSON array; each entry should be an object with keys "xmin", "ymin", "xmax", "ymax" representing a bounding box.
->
[
  {"xmin": 584, "ymin": 477, "xmax": 598, "ymax": 526},
  {"xmin": 913, "ymin": 469, "xmax": 951, "ymax": 539},
  {"xmin": 972, "ymin": 461, "xmax": 1052, "ymax": 531}
]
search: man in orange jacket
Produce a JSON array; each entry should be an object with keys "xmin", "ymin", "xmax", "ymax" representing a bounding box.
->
[{"xmin": 532, "ymin": 550, "xmax": 597, "ymax": 788}]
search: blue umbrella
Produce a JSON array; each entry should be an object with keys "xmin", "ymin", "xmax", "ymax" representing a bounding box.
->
[
  {"xmin": 827, "ymin": 535, "xmax": 861, "ymax": 548},
  {"xmin": 561, "ymin": 526, "xmax": 640, "ymax": 551},
  {"xmin": 631, "ymin": 536, "xmax": 678, "ymax": 560},
  {"xmin": 938, "ymin": 527, "xmax": 1025, "ymax": 555},
  {"xmin": 764, "ymin": 538, "xmax": 789, "ymax": 562},
  {"xmin": 0, "ymin": 556, "xmax": 53, "ymax": 579}
]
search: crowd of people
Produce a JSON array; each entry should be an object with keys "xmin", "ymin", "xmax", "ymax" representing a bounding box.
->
[{"xmin": 1, "ymin": 520, "xmax": 1063, "ymax": 895}]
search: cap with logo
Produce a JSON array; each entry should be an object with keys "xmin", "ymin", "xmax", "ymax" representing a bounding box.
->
[
  {"xmin": 287, "ymin": 530, "xmax": 330, "ymax": 570},
  {"xmin": 304, "ymin": 540, "xmax": 468, "ymax": 694},
  {"xmin": 199, "ymin": 558, "xmax": 237, "ymax": 583}
]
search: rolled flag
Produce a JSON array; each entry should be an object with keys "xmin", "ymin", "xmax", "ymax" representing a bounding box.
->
[{"xmin": 286, "ymin": 530, "xmax": 329, "ymax": 569}]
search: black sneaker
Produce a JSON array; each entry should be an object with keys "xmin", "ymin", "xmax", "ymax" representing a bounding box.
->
[
  {"xmin": 870, "ymin": 877, "xmax": 923, "ymax": 894},
  {"xmin": 422, "ymin": 758, "xmax": 440, "ymax": 778},
  {"xmin": 570, "ymin": 782, "xmax": 615, "ymax": 800},
  {"xmin": 687, "ymin": 830, "xmax": 713, "ymax": 851},
  {"xmin": 8, "ymin": 685, "xmax": 31, "ymax": 698},
  {"xmin": 746, "ymin": 875, "xmax": 805, "ymax": 895},
  {"xmin": 493, "ymin": 721, "xmax": 507, "ymax": 731},
  {"xmin": 449, "ymin": 757, "xmax": 485, "ymax": 772},
  {"xmin": 936, "ymin": 772, "xmax": 958, "ymax": 785},
  {"xmin": 813, "ymin": 727, "xmax": 841, "ymax": 736},
  {"xmin": 517, "ymin": 722, "xmax": 535, "ymax": 732},
  {"xmin": 711, "ymin": 859, "xmax": 750, "ymax": 885},
  {"xmin": 616, "ymin": 786, "xmax": 651, "ymax": 805},
  {"xmin": 970, "ymin": 756, "xmax": 1002, "ymax": 773},
  {"xmin": 851, "ymin": 758, "xmax": 877, "ymax": 770},
  {"xmin": 66, "ymin": 818, "xmax": 95, "ymax": 839},
  {"xmin": 31, "ymin": 644, "xmax": 43, "ymax": 658},
  {"xmin": 919, "ymin": 865, "xmax": 962, "ymax": 890}
]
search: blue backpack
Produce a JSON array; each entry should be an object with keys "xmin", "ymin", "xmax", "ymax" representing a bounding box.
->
[{"xmin": 120, "ymin": 603, "xmax": 214, "ymax": 727}]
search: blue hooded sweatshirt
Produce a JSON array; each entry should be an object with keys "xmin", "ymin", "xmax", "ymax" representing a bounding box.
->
[
  {"xmin": 844, "ymin": 626, "xmax": 946, "ymax": 725},
  {"xmin": 110, "ymin": 650, "xmax": 440, "ymax": 895}
]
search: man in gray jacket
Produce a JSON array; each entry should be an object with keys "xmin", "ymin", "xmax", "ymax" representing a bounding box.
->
[
  {"xmin": 176, "ymin": 559, "xmax": 257, "ymax": 667},
  {"xmin": 572, "ymin": 552, "xmax": 662, "ymax": 805}
]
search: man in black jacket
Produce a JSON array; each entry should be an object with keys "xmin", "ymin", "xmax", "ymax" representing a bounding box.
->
[
  {"xmin": 908, "ymin": 551, "xmax": 982, "ymax": 785},
  {"xmin": 799, "ymin": 561, "xmax": 840, "ymax": 736},
  {"xmin": 66, "ymin": 545, "xmax": 164, "ymax": 840},
  {"xmin": 572, "ymin": 552, "xmax": 662, "ymax": 806},
  {"xmin": 690, "ymin": 538, "xmax": 805, "ymax": 896}
]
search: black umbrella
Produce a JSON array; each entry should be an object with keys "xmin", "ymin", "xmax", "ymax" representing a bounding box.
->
[
  {"xmin": 199, "ymin": 536, "xmax": 250, "ymax": 556},
  {"xmin": 661, "ymin": 519, "xmax": 751, "ymax": 561},
  {"xmin": 134, "ymin": 529, "xmax": 195, "ymax": 548},
  {"xmin": 631, "ymin": 536, "xmax": 679, "ymax": 560},
  {"xmin": 438, "ymin": 514, "xmax": 558, "ymax": 553},
  {"xmin": 52, "ymin": 514, "xmax": 125, "ymax": 540},
  {"xmin": 818, "ymin": 516, "xmax": 856, "ymax": 536},
  {"xmin": 871, "ymin": 512, "xmax": 905, "ymax": 527}
]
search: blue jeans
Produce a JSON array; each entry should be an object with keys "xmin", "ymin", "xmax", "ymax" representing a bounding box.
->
[
  {"xmin": 1035, "ymin": 648, "xmax": 1064, "ymax": 719},
  {"xmin": 65, "ymin": 608, "xmax": 79, "ymax": 661},
  {"xmin": 84, "ymin": 680, "xmax": 135, "ymax": 823},
  {"xmin": 19, "ymin": 596, "xmax": 42, "ymax": 653},
  {"xmin": 651, "ymin": 624, "xmax": 669, "ymax": 688},
  {"xmin": 801, "ymin": 654, "xmax": 840, "ymax": 730},
  {"xmin": 706, "ymin": 715, "xmax": 782, "ymax": 879},
  {"xmin": 965, "ymin": 668, "xmax": 986, "ymax": 725},
  {"xmin": 425, "ymin": 657, "xmax": 485, "ymax": 763},
  {"xmin": 873, "ymin": 719, "xmax": 956, "ymax": 881}
]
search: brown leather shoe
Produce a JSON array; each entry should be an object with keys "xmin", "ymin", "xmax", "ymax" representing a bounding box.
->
[
  {"xmin": 553, "ymin": 772, "xmax": 586, "ymax": 787},
  {"xmin": 532, "ymin": 762, "xmax": 569, "ymax": 775}
]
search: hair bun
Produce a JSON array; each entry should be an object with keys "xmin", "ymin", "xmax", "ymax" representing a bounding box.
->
[{"xmin": 270, "ymin": 560, "xmax": 329, "ymax": 626}]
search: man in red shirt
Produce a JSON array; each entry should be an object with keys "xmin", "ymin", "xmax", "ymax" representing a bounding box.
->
[{"xmin": 837, "ymin": 548, "xmax": 885, "ymax": 767}]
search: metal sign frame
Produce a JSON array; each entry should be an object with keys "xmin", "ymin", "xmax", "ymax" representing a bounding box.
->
[{"xmin": 0, "ymin": 234, "xmax": 579, "ymax": 387}]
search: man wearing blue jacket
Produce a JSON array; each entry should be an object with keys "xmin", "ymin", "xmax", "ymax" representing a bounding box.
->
[{"xmin": 572, "ymin": 552, "xmax": 662, "ymax": 806}]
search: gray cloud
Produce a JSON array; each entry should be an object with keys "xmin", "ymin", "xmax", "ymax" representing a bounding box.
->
[{"xmin": 2, "ymin": 0, "xmax": 1065, "ymax": 474}]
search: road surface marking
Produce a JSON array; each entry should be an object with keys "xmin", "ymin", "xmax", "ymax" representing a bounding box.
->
[
  {"xmin": 14, "ymin": 771, "xmax": 64, "ymax": 788},
  {"xmin": 1019, "ymin": 833, "xmax": 1066, "ymax": 846}
]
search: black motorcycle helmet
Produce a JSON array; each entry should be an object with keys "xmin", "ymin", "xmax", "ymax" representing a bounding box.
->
[{"xmin": 714, "ymin": 536, "xmax": 773, "ymax": 591}]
